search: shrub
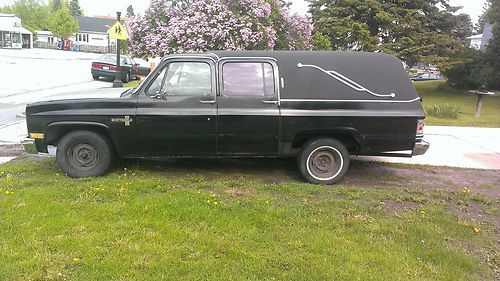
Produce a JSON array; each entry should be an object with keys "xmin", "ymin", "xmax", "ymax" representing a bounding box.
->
[{"xmin": 425, "ymin": 104, "xmax": 461, "ymax": 119}]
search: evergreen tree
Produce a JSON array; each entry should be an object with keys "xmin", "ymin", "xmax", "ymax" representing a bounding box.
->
[
  {"xmin": 483, "ymin": 0, "xmax": 500, "ymax": 88},
  {"xmin": 308, "ymin": 0, "xmax": 474, "ymax": 69},
  {"xmin": 48, "ymin": 0, "xmax": 66, "ymax": 12},
  {"xmin": 69, "ymin": 0, "xmax": 83, "ymax": 16},
  {"xmin": 126, "ymin": 5, "xmax": 135, "ymax": 17}
]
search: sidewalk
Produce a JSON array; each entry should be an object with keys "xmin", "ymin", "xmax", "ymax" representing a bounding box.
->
[{"xmin": 0, "ymin": 122, "xmax": 499, "ymax": 169}]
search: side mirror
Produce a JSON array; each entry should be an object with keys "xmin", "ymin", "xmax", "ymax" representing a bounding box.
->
[{"xmin": 151, "ymin": 91, "xmax": 167, "ymax": 100}]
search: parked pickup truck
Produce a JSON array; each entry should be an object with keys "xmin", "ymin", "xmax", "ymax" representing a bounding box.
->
[{"xmin": 24, "ymin": 51, "xmax": 429, "ymax": 184}]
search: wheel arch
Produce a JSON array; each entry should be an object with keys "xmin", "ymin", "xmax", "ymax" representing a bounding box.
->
[
  {"xmin": 45, "ymin": 122, "xmax": 113, "ymax": 148},
  {"xmin": 291, "ymin": 128, "xmax": 363, "ymax": 154}
]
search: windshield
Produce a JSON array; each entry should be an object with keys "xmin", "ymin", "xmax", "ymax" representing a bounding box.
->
[{"xmin": 97, "ymin": 54, "xmax": 130, "ymax": 65}]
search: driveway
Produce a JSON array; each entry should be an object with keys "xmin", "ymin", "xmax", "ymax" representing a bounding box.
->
[{"xmin": 356, "ymin": 126, "xmax": 500, "ymax": 169}]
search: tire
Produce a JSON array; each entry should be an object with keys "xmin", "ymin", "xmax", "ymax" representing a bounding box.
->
[
  {"xmin": 56, "ymin": 130, "xmax": 114, "ymax": 178},
  {"xmin": 298, "ymin": 138, "xmax": 350, "ymax": 185},
  {"xmin": 92, "ymin": 75, "xmax": 99, "ymax": 80},
  {"xmin": 122, "ymin": 72, "xmax": 130, "ymax": 83}
]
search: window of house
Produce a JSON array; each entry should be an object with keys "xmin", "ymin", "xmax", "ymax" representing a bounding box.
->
[
  {"xmin": 145, "ymin": 62, "xmax": 212, "ymax": 97},
  {"xmin": 222, "ymin": 62, "xmax": 274, "ymax": 97}
]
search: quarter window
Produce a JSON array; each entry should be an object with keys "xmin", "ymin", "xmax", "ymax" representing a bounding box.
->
[
  {"xmin": 222, "ymin": 62, "xmax": 274, "ymax": 97},
  {"xmin": 146, "ymin": 62, "xmax": 212, "ymax": 96}
]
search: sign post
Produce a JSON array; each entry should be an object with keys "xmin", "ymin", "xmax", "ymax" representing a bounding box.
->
[{"xmin": 108, "ymin": 12, "xmax": 129, "ymax": 88}]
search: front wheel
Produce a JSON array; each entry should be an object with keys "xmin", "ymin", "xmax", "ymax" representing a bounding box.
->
[
  {"xmin": 298, "ymin": 138, "xmax": 350, "ymax": 185},
  {"xmin": 92, "ymin": 75, "xmax": 99, "ymax": 80},
  {"xmin": 56, "ymin": 130, "xmax": 114, "ymax": 178}
]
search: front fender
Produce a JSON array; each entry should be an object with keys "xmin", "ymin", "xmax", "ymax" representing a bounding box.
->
[{"xmin": 45, "ymin": 121, "xmax": 111, "ymax": 146}]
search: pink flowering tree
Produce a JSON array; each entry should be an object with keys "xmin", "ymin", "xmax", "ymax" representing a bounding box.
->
[{"xmin": 128, "ymin": 0, "xmax": 312, "ymax": 58}]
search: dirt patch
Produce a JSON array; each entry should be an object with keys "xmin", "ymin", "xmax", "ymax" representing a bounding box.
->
[
  {"xmin": 447, "ymin": 201, "xmax": 500, "ymax": 231},
  {"xmin": 0, "ymin": 144, "xmax": 25, "ymax": 157},
  {"xmin": 343, "ymin": 161, "xmax": 500, "ymax": 199},
  {"xmin": 224, "ymin": 187, "xmax": 254, "ymax": 197},
  {"xmin": 384, "ymin": 200, "xmax": 422, "ymax": 215}
]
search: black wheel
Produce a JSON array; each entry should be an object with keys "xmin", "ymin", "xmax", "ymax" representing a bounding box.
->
[
  {"xmin": 56, "ymin": 130, "xmax": 114, "ymax": 178},
  {"xmin": 92, "ymin": 75, "xmax": 99, "ymax": 80},
  {"xmin": 298, "ymin": 138, "xmax": 350, "ymax": 184},
  {"xmin": 122, "ymin": 72, "xmax": 130, "ymax": 83}
]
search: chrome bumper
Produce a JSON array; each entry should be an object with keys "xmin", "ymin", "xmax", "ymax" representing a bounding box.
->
[
  {"xmin": 413, "ymin": 140, "xmax": 429, "ymax": 156},
  {"xmin": 21, "ymin": 138, "xmax": 38, "ymax": 154}
]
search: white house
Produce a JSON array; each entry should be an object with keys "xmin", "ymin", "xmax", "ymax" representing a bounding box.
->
[
  {"xmin": 35, "ymin": 30, "xmax": 55, "ymax": 45},
  {"xmin": 466, "ymin": 34, "xmax": 483, "ymax": 50},
  {"xmin": 35, "ymin": 16, "xmax": 124, "ymax": 52},
  {"xmin": 467, "ymin": 10, "xmax": 495, "ymax": 52},
  {"xmin": 73, "ymin": 16, "xmax": 118, "ymax": 47},
  {"xmin": 0, "ymin": 13, "xmax": 33, "ymax": 49}
]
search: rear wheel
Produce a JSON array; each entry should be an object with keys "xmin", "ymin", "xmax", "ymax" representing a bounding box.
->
[
  {"xmin": 56, "ymin": 130, "xmax": 113, "ymax": 178},
  {"xmin": 298, "ymin": 138, "xmax": 350, "ymax": 185},
  {"xmin": 122, "ymin": 72, "xmax": 130, "ymax": 83},
  {"xmin": 92, "ymin": 75, "xmax": 99, "ymax": 80}
]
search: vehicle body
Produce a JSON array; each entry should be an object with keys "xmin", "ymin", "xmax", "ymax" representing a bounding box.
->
[
  {"xmin": 91, "ymin": 53, "xmax": 150, "ymax": 83},
  {"xmin": 410, "ymin": 73, "xmax": 444, "ymax": 81},
  {"xmin": 25, "ymin": 51, "xmax": 429, "ymax": 184}
]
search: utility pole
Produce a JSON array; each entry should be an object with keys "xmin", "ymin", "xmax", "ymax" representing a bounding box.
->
[{"xmin": 112, "ymin": 11, "xmax": 123, "ymax": 88}]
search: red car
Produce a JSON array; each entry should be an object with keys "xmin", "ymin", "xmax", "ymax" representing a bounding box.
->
[{"xmin": 91, "ymin": 54, "xmax": 150, "ymax": 83}]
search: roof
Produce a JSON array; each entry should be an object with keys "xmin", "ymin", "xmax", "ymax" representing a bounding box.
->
[
  {"xmin": 0, "ymin": 13, "xmax": 18, "ymax": 17},
  {"xmin": 36, "ymin": 30, "xmax": 53, "ymax": 35},
  {"xmin": 467, "ymin": 34, "xmax": 483, "ymax": 40},
  {"xmin": 0, "ymin": 13, "xmax": 31, "ymax": 34},
  {"xmin": 167, "ymin": 51, "xmax": 419, "ymax": 102},
  {"xmin": 75, "ymin": 16, "xmax": 119, "ymax": 33}
]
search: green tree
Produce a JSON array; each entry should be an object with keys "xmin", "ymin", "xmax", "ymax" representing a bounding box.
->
[
  {"xmin": 308, "ymin": 0, "xmax": 473, "ymax": 69},
  {"xmin": 48, "ymin": 6, "xmax": 78, "ymax": 39},
  {"xmin": 69, "ymin": 0, "xmax": 83, "ymax": 16},
  {"xmin": 126, "ymin": 5, "xmax": 135, "ymax": 17},
  {"xmin": 483, "ymin": 0, "xmax": 500, "ymax": 89},
  {"xmin": 444, "ymin": 0, "xmax": 500, "ymax": 90},
  {"xmin": 311, "ymin": 32, "xmax": 332, "ymax": 50}
]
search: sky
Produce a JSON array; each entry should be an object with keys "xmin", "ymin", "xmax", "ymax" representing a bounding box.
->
[{"xmin": 1, "ymin": 0, "xmax": 488, "ymax": 23}]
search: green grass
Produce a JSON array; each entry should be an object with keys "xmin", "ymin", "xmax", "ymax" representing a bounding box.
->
[
  {"xmin": 415, "ymin": 81, "xmax": 500, "ymax": 127},
  {"xmin": 425, "ymin": 104, "xmax": 461, "ymax": 119},
  {"xmin": 0, "ymin": 158, "xmax": 497, "ymax": 280},
  {"xmin": 124, "ymin": 80, "xmax": 141, "ymax": 88}
]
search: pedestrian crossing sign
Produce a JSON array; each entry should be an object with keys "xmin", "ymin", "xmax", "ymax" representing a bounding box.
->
[{"xmin": 108, "ymin": 21, "xmax": 128, "ymax": 40}]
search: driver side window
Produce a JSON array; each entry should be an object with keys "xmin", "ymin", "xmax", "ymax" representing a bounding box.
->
[{"xmin": 145, "ymin": 62, "xmax": 212, "ymax": 96}]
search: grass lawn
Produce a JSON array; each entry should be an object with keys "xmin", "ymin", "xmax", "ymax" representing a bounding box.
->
[
  {"xmin": 414, "ymin": 81, "xmax": 500, "ymax": 127},
  {"xmin": 124, "ymin": 80, "xmax": 141, "ymax": 88},
  {"xmin": 0, "ymin": 158, "xmax": 498, "ymax": 280}
]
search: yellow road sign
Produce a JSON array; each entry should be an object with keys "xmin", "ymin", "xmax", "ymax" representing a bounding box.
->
[{"xmin": 108, "ymin": 21, "xmax": 128, "ymax": 40}]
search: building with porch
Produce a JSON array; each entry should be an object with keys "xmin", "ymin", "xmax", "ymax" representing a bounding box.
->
[{"xmin": 0, "ymin": 13, "xmax": 32, "ymax": 49}]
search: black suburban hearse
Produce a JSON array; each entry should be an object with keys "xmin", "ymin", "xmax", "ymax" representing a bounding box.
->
[{"xmin": 24, "ymin": 51, "xmax": 429, "ymax": 184}]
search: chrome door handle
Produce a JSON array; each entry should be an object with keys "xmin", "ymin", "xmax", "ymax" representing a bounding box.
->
[
  {"xmin": 262, "ymin": 100, "xmax": 279, "ymax": 104},
  {"xmin": 199, "ymin": 100, "xmax": 216, "ymax": 104}
]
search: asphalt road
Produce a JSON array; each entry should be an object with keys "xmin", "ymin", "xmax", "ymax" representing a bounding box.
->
[
  {"xmin": 0, "ymin": 48, "xmax": 499, "ymax": 169},
  {"xmin": 0, "ymin": 48, "xmax": 109, "ymax": 126}
]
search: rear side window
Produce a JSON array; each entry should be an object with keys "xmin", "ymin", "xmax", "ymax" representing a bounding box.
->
[{"xmin": 222, "ymin": 62, "xmax": 274, "ymax": 97}]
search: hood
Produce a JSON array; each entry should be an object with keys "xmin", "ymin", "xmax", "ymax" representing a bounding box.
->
[
  {"xmin": 25, "ymin": 87, "xmax": 136, "ymax": 115},
  {"xmin": 32, "ymin": 87, "xmax": 131, "ymax": 103}
]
